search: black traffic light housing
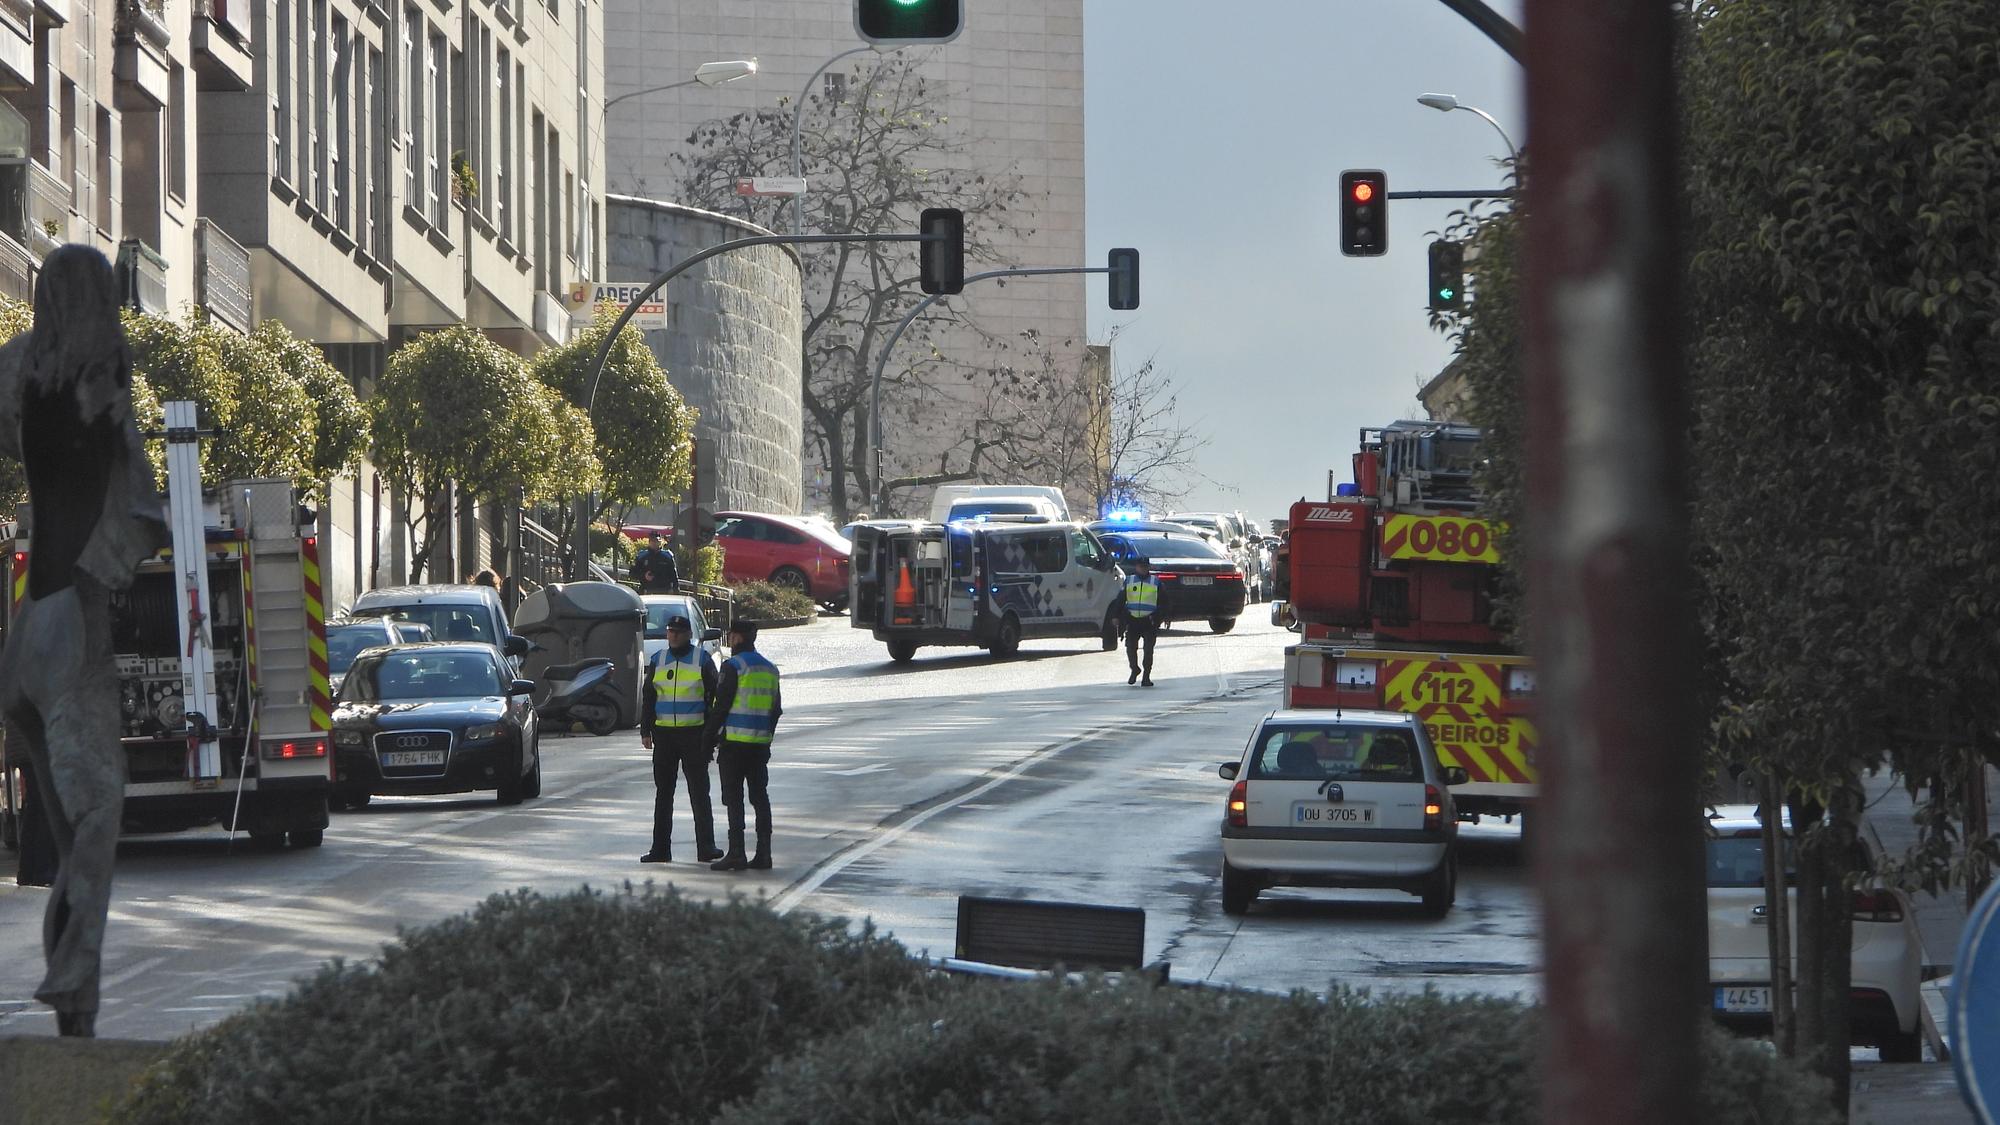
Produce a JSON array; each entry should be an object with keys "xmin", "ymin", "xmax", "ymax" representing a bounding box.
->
[
  {"xmin": 855, "ymin": 0, "xmax": 964, "ymax": 45},
  {"xmin": 919, "ymin": 208, "xmax": 965, "ymax": 295},
  {"xmin": 1339, "ymin": 170, "xmax": 1388, "ymax": 256},
  {"xmin": 1107, "ymin": 247, "xmax": 1140, "ymax": 310},
  {"xmin": 1428, "ymin": 239, "xmax": 1465, "ymax": 311}
]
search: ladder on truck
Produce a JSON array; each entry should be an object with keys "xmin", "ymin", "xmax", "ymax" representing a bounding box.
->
[{"xmin": 164, "ymin": 401, "xmax": 222, "ymax": 780}]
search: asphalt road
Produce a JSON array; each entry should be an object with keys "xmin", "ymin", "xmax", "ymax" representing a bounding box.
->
[{"xmin": 0, "ymin": 611, "xmax": 1537, "ymax": 1039}]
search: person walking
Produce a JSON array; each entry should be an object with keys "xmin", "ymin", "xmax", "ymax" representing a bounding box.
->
[
  {"xmin": 1122, "ymin": 555, "xmax": 1162, "ymax": 687},
  {"xmin": 707, "ymin": 620, "xmax": 781, "ymax": 872},
  {"xmin": 633, "ymin": 533, "xmax": 680, "ymax": 594},
  {"xmin": 639, "ymin": 615, "xmax": 721, "ymax": 864}
]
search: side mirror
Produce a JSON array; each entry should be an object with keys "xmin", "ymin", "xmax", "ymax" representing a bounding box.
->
[
  {"xmin": 702, "ymin": 627, "xmax": 723, "ymax": 643},
  {"xmin": 509, "ymin": 679, "xmax": 536, "ymax": 696},
  {"xmin": 1217, "ymin": 762, "xmax": 1240, "ymax": 781},
  {"xmin": 503, "ymin": 634, "xmax": 530, "ymax": 658},
  {"xmin": 1442, "ymin": 766, "xmax": 1470, "ymax": 787}
]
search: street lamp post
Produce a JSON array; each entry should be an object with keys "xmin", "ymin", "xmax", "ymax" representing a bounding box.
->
[
  {"xmin": 1416, "ymin": 92, "xmax": 1521, "ymax": 164},
  {"xmin": 791, "ymin": 46, "xmax": 881, "ymax": 238}
]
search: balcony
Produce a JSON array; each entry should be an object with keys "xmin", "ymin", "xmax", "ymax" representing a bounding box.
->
[
  {"xmin": 32, "ymin": 0, "xmax": 65, "ymax": 28},
  {"xmin": 191, "ymin": 0, "xmax": 252, "ymax": 91},
  {"xmin": 113, "ymin": 0, "xmax": 171, "ymax": 110},
  {"xmin": 196, "ymin": 218, "xmax": 252, "ymax": 333},
  {"xmin": 115, "ymin": 238, "xmax": 170, "ymax": 315}
]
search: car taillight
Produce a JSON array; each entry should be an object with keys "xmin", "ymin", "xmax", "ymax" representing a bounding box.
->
[
  {"xmin": 1216, "ymin": 572, "xmax": 1243, "ymax": 580},
  {"xmin": 1226, "ymin": 779, "xmax": 1248, "ymax": 828},
  {"xmin": 1154, "ymin": 572, "xmax": 1178, "ymax": 580},
  {"xmin": 1851, "ymin": 890, "xmax": 1903, "ymax": 923},
  {"xmin": 262, "ymin": 737, "xmax": 328, "ymax": 761},
  {"xmin": 1424, "ymin": 784, "xmax": 1444, "ymax": 832}
]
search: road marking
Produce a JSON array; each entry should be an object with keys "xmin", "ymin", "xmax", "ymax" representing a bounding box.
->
[{"xmin": 827, "ymin": 764, "xmax": 892, "ymax": 776}]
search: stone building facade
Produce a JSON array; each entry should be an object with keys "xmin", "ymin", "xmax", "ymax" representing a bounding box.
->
[{"xmin": 606, "ymin": 195, "xmax": 802, "ymax": 522}]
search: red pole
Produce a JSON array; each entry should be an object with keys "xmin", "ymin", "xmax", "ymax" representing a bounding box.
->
[{"xmin": 1521, "ymin": 3, "xmax": 1704, "ymax": 1122}]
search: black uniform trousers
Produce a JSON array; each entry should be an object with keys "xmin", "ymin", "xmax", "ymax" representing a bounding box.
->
[
  {"xmin": 1125, "ymin": 616, "xmax": 1160, "ymax": 675},
  {"xmin": 650, "ymin": 725, "xmax": 715, "ymax": 854},
  {"xmin": 715, "ymin": 739, "xmax": 773, "ymax": 849}
]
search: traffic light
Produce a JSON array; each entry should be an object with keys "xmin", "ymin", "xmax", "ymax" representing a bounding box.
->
[
  {"xmin": 919, "ymin": 207, "xmax": 965, "ymax": 295},
  {"xmin": 1339, "ymin": 170, "xmax": 1388, "ymax": 256},
  {"xmin": 855, "ymin": 0, "xmax": 964, "ymax": 45},
  {"xmin": 1107, "ymin": 247, "xmax": 1140, "ymax": 310},
  {"xmin": 1428, "ymin": 239, "xmax": 1465, "ymax": 311}
]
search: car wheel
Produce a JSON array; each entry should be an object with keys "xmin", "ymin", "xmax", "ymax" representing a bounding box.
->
[
  {"xmin": 347, "ymin": 791, "xmax": 372, "ymax": 810},
  {"xmin": 496, "ymin": 752, "xmax": 526, "ymax": 806},
  {"xmin": 288, "ymin": 828, "xmax": 324, "ymax": 849},
  {"xmin": 990, "ymin": 614, "xmax": 1022, "ymax": 659},
  {"xmin": 1101, "ymin": 610, "xmax": 1120, "ymax": 651},
  {"xmin": 1221, "ymin": 860, "xmax": 1257, "ymax": 916},
  {"xmin": 1209, "ymin": 617, "xmax": 1236, "ymax": 635},
  {"xmin": 770, "ymin": 566, "xmax": 810, "ymax": 596},
  {"xmin": 887, "ymin": 639, "xmax": 918, "ymax": 664},
  {"xmin": 522, "ymin": 738, "xmax": 543, "ymax": 799},
  {"xmin": 1879, "ymin": 1029, "xmax": 1922, "ymax": 1063},
  {"xmin": 1420, "ymin": 854, "xmax": 1457, "ymax": 918}
]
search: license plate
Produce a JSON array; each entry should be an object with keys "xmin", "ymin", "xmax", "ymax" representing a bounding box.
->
[
  {"xmin": 1714, "ymin": 986, "xmax": 1771, "ymax": 1013},
  {"xmin": 1294, "ymin": 802, "xmax": 1375, "ymax": 825},
  {"xmin": 381, "ymin": 750, "xmax": 446, "ymax": 767},
  {"xmin": 1181, "ymin": 575, "xmax": 1213, "ymax": 586}
]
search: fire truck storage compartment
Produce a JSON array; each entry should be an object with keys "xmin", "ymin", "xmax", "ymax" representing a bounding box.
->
[
  {"xmin": 111, "ymin": 558, "xmax": 251, "ymax": 781},
  {"xmin": 1286, "ymin": 499, "xmax": 1372, "ymax": 626}
]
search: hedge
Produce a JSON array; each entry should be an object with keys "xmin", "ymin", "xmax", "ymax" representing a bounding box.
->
[{"xmin": 732, "ymin": 580, "xmax": 817, "ymax": 623}]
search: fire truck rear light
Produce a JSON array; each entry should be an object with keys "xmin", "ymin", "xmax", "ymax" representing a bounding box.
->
[
  {"xmin": 1226, "ymin": 779, "xmax": 1248, "ymax": 828},
  {"xmin": 11, "ymin": 552, "xmax": 22, "ymax": 565},
  {"xmin": 1850, "ymin": 890, "xmax": 1903, "ymax": 923},
  {"xmin": 1424, "ymin": 784, "xmax": 1444, "ymax": 831},
  {"xmin": 262, "ymin": 737, "xmax": 328, "ymax": 761}
]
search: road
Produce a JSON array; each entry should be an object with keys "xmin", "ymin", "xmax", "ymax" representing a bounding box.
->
[{"xmin": 0, "ymin": 612, "xmax": 1537, "ymax": 1040}]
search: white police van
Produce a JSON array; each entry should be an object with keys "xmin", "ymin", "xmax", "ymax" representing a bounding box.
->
[{"xmin": 850, "ymin": 518, "xmax": 1124, "ymax": 663}]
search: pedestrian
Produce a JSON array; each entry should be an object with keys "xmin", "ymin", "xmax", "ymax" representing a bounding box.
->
[
  {"xmin": 638, "ymin": 614, "xmax": 722, "ymax": 865},
  {"xmin": 467, "ymin": 568, "xmax": 501, "ymax": 590},
  {"xmin": 707, "ymin": 620, "xmax": 780, "ymax": 871},
  {"xmin": 634, "ymin": 533, "xmax": 679, "ymax": 594},
  {"xmin": 1122, "ymin": 555, "xmax": 1162, "ymax": 687}
]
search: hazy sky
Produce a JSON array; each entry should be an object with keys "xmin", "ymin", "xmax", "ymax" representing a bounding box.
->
[{"xmin": 1079, "ymin": 0, "xmax": 1524, "ymax": 527}]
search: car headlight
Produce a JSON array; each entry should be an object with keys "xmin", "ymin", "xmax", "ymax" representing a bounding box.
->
[
  {"xmin": 463, "ymin": 722, "xmax": 507, "ymax": 742},
  {"xmin": 332, "ymin": 729, "xmax": 367, "ymax": 749}
]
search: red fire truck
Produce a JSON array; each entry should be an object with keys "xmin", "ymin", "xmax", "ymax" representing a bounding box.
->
[{"xmin": 1276, "ymin": 421, "xmax": 1536, "ymax": 828}]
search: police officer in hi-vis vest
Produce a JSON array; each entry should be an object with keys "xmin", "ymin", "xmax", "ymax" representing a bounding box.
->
[
  {"xmin": 639, "ymin": 615, "xmax": 721, "ymax": 864},
  {"xmin": 1122, "ymin": 555, "xmax": 1162, "ymax": 687},
  {"xmin": 706, "ymin": 620, "xmax": 783, "ymax": 871}
]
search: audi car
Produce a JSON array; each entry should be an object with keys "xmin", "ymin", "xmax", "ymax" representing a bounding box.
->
[
  {"xmin": 1095, "ymin": 530, "xmax": 1247, "ymax": 633},
  {"xmin": 330, "ymin": 643, "xmax": 542, "ymax": 809}
]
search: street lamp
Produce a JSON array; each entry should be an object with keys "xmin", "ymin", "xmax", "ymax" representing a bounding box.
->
[
  {"xmin": 792, "ymin": 46, "xmax": 888, "ymax": 237},
  {"xmin": 605, "ymin": 58, "xmax": 760, "ymax": 116},
  {"xmin": 1416, "ymin": 92, "xmax": 1520, "ymax": 165}
]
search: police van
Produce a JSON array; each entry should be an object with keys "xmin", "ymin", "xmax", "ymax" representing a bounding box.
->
[{"xmin": 850, "ymin": 519, "xmax": 1125, "ymax": 663}]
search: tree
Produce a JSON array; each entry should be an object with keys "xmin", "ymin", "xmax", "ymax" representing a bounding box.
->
[
  {"xmin": 122, "ymin": 309, "xmax": 317, "ymax": 493},
  {"xmin": 531, "ymin": 307, "xmax": 695, "ymax": 518},
  {"xmin": 251, "ymin": 320, "xmax": 368, "ymax": 502},
  {"xmin": 668, "ymin": 54, "xmax": 1029, "ymax": 521},
  {"xmin": 371, "ymin": 326, "xmax": 598, "ymax": 580}
]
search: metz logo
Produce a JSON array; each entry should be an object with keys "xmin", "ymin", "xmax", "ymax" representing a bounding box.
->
[{"xmin": 1304, "ymin": 506, "xmax": 1359, "ymax": 524}]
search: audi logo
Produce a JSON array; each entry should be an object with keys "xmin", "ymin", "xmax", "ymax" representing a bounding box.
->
[{"xmin": 394, "ymin": 735, "xmax": 430, "ymax": 749}]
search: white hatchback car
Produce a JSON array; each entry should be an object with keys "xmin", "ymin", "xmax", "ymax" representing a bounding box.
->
[
  {"xmin": 1704, "ymin": 806, "xmax": 1923, "ymax": 1061},
  {"xmin": 1218, "ymin": 709, "xmax": 1464, "ymax": 917}
]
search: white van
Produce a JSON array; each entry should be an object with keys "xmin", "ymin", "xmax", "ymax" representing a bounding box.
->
[
  {"xmin": 850, "ymin": 520, "xmax": 1124, "ymax": 662},
  {"xmin": 928, "ymin": 484, "xmax": 1072, "ymax": 524}
]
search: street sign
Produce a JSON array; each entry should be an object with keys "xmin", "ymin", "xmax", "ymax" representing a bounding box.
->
[
  {"xmin": 570, "ymin": 282, "xmax": 666, "ymax": 330},
  {"xmin": 734, "ymin": 176, "xmax": 806, "ymax": 197},
  {"xmin": 1955, "ymin": 878, "xmax": 2000, "ymax": 1124}
]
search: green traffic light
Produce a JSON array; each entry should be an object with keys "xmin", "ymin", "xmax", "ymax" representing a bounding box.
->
[
  {"xmin": 1438, "ymin": 288, "xmax": 1455, "ymax": 301},
  {"xmin": 892, "ymin": 0, "xmax": 923, "ymax": 5}
]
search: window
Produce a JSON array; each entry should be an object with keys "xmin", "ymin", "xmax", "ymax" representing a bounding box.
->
[
  {"xmin": 1705, "ymin": 836, "xmax": 1792, "ymax": 889},
  {"xmin": 167, "ymin": 65, "xmax": 186, "ymax": 200},
  {"xmin": 764, "ymin": 524, "xmax": 805, "ymax": 546},
  {"xmin": 1018, "ymin": 532, "xmax": 1068, "ymax": 574},
  {"xmin": 312, "ymin": 0, "xmax": 328, "ymax": 211},
  {"xmin": 716, "ymin": 519, "xmax": 762, "ymax": 542},
  {"xmin": 402, "ymin": 9, "xmax": 420, "ymax": 206},
  {"xmin": 1250, "ymin": 726, "xmax": 1422, "ymax": 784},
  {"xmin": 275, "ymin": 0, "xmax": 291, "ymax": 172},
  {"xmin": 1068, "ymin": 530, "xmax": 1103, "ymax": 570},
  {"xmin": 496, "ymin": 47, "xmax": 511, "ymax": 237},
  {"xmin": 428, "ymin": 29, "xmax": 446, "ymax": 223},
  {"xmin": 1120, "ymin": 534, "xmax": 1224, "ymax": 561},
  {"xmin": 330, "ymin": 16, "xmax": 349, "ymax": 227},
  {"xmin": 823, "ymin": 71, "xmax": 847, "ymax": 102},
  {"xmin": 94, "ymin": 109, "xmax": 112, "ymax": 231},
  {"xmin": 297, "ymin": 0, "xmax": 312, "ymax": 191}
]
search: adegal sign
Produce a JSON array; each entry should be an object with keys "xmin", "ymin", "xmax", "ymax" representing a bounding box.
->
[{"xmin": 570, "ymin": 282, "xmax": 667, "ymax": 330}]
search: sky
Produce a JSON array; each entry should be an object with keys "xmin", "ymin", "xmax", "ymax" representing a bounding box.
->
[{"xmin": 1078, "ymin": 0, "xmax": 1524, "ymax": 527}]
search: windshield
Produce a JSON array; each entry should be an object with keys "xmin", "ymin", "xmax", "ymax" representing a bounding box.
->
[
  {"xmin": 326, "ymin": 624, "xmax": 395, "ymax": 674},
  {"xmin": 344, "ymin": 650, "xmax": 505, "ymax": 702},
  {"xmin": 1110, "ymin": 534, "xmax": 1225, "ymax": 561},
  {"xmin": 354, "ymin": 603, "xmax": 496, "ymax": 645},
  {"xmin": 644, "ymin": 600, "xmax": 700, "ymax": 639},
  {"xmin": 1249, "ymin": 725, "xmax": 1423, "ymax": 784},
  {"xmin": 1705, "ymin": 835, "xmax": 1796, "ymax": 888},
  {"xmin": 952, "ymin": 501, "xmax": 1040, "ymax": 520}
]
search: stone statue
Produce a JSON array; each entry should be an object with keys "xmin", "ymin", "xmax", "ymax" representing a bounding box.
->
[{"xmin": 0, "ymin": 245, "xmax": 166, "ymax": 1037}]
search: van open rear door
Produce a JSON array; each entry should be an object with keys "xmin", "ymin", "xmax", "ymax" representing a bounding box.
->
[
  {"xmin": 945, "ymin": 524, "xmax": 977, "ymax": 631},
  {"xmin": 850, "ymin": 524, "xmax": 886, "ymax": 629}
]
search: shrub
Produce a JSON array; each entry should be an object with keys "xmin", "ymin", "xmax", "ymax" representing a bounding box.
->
[
  {"xmin": 681, "ymin": 542, "xmax": 725, "ymax": 587},
  {"xmin": 719, "ymin": 978, "xmax": 1836, "ymax": 1125},
  {"xmin": 733, "ymin": 579, "xmax": 815, "ymax": 622},
  {"xmin": 109, "ymin": 885, "xmax": 933, "ymax": 1125}
]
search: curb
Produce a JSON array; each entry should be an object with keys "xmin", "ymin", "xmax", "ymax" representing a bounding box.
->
[{"xmin": 736, "ymin": 614, "xmax": 814, "ymax": 629}]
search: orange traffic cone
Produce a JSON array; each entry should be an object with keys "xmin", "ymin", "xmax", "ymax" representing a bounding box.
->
[{"xmin": 892, "ymin": 560, "xmax": 918, "ymax": 624}]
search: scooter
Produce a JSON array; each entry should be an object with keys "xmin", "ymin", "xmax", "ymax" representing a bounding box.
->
[{"xmin": 533, "ymin": 659, "xmax": 623, "ymax": 736}]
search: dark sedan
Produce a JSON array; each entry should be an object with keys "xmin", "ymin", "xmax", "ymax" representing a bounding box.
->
[
  {"xmin": 330, "ymin": 643, "xmax": 542, "ymax": 809},
  {"xmin": 1098, "ymin": 531, "xmax": 1247, "ymax": 634}
]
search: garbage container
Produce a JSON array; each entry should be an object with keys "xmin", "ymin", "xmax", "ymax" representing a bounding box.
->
[{"xmin": 512, "ymin": 582, "xmax": 645, "ymax": 729}]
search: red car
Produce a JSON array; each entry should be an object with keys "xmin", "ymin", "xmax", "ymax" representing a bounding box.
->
[{"xmin": 712, "ymin": 511, "xmax": 852, "ymax": 607}]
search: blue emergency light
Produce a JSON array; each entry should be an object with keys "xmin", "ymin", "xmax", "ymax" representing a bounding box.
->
[{"xmin": 1105, "ymin": 508, "xmax": 1147, "ymax": 522}]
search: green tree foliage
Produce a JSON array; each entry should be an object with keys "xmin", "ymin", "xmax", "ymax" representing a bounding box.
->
[
  {"xmin": 0, "ymin": 296, "xmax": 33, "ymax": 510},
  {"xmin": 252, "ymin": 320, "xmax": 368, "ymax": 500},
  {"xmin": 530, "ymin": 307, "xmax": 693, "ymax": 516},
  {"xmin": 123, "ymin": 309, "xmax": 316, "ymax": 492}
]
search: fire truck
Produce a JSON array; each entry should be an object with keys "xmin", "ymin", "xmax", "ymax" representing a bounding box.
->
[
  {"xmin": 1275, "ymin": 421, "xmax": 1537, "ymax": 827},
  {"xmin": 0, "ymin": 401, "xmax": 332, "ymax": 854}
]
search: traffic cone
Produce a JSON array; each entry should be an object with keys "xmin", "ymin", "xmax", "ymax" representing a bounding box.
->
[{"xmin": 892, "ymin": 560, "xmax": 918, "ymax": 624}]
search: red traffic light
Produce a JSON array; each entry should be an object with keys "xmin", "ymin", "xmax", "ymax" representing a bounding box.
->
[{"xmin": 1351, "ymin": 182, "xmax": 1375, "ymax": 204}]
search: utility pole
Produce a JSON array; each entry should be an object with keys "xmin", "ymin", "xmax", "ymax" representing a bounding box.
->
[{"xmin": 1522, "ymin": 1, "xmax": 1703, "ymax": 1123}]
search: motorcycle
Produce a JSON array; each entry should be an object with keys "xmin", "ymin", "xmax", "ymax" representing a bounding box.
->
[{"xmin": 532, "ymin": 658, "xmax": 623, "ymax": 736}]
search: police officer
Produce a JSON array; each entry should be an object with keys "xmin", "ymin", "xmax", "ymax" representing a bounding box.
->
[
  {"xmin": 707, "ymin": 620, "xmax": 782, "ymax": 872},
  {"xmin": 633, "ymin": 533, "xmax": 680, "ymax": 594},
  {"xmin": 1122, "ymin": 555, "xmax": 1162, "ymax": 687},
  {"xmin": 638, "ymin": 615, "xmax": 721, "ymax": 864}
]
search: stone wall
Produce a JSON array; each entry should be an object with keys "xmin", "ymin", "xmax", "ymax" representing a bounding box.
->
[{"xmin": 606, "ymin": 196, "xmax": 803, "ymax": 517}]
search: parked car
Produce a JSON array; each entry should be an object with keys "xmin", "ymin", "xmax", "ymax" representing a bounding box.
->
[
  {"xmin": 325, "ymin": 618, "xmax": 409, "ymax": 698},
  {"xmin": 1096, "ymin": 530, "xmax": 1246, "ymax": 633},
  {"xmin": 329, "ymin": 643, "xmax": 542, "ymax": 809},
  {"xmin": 347, "ymin": 584, "xmax": 529, "ymax": 672},
  {"xmin": 640, "ymin": 594, "xmax": 725, "ymax": 665},
  {"xmin": 1704, "ymin": 805, "xmax": 1923, "ymax": 1061},
  {"xmin": 1217, "ymin": 709, "xmax": 1464, "ymax": 918},
  {"xmin": 928, "ymin": 484, "xmax": 1071, "ymax": 522},
  {"xmin": 1164, "ymin": 510, "xmax": 1262, "ymax": 596},
  {"xmin": 712, "ymin": 511, "xmax": 852, "ymax": 608}
]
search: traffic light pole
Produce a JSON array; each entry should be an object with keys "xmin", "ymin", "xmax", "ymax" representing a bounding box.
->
[
  {"xmin": 1386, "ymin": 189, "xmax": 1517, "ymax": 200},
  {"xmin": 569, "ymin": 229, "xmax": 946, "ymax": 578},
  {"xmin": 866, "ymin": 264, "xmax": 1108, "ymax": 513}
]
